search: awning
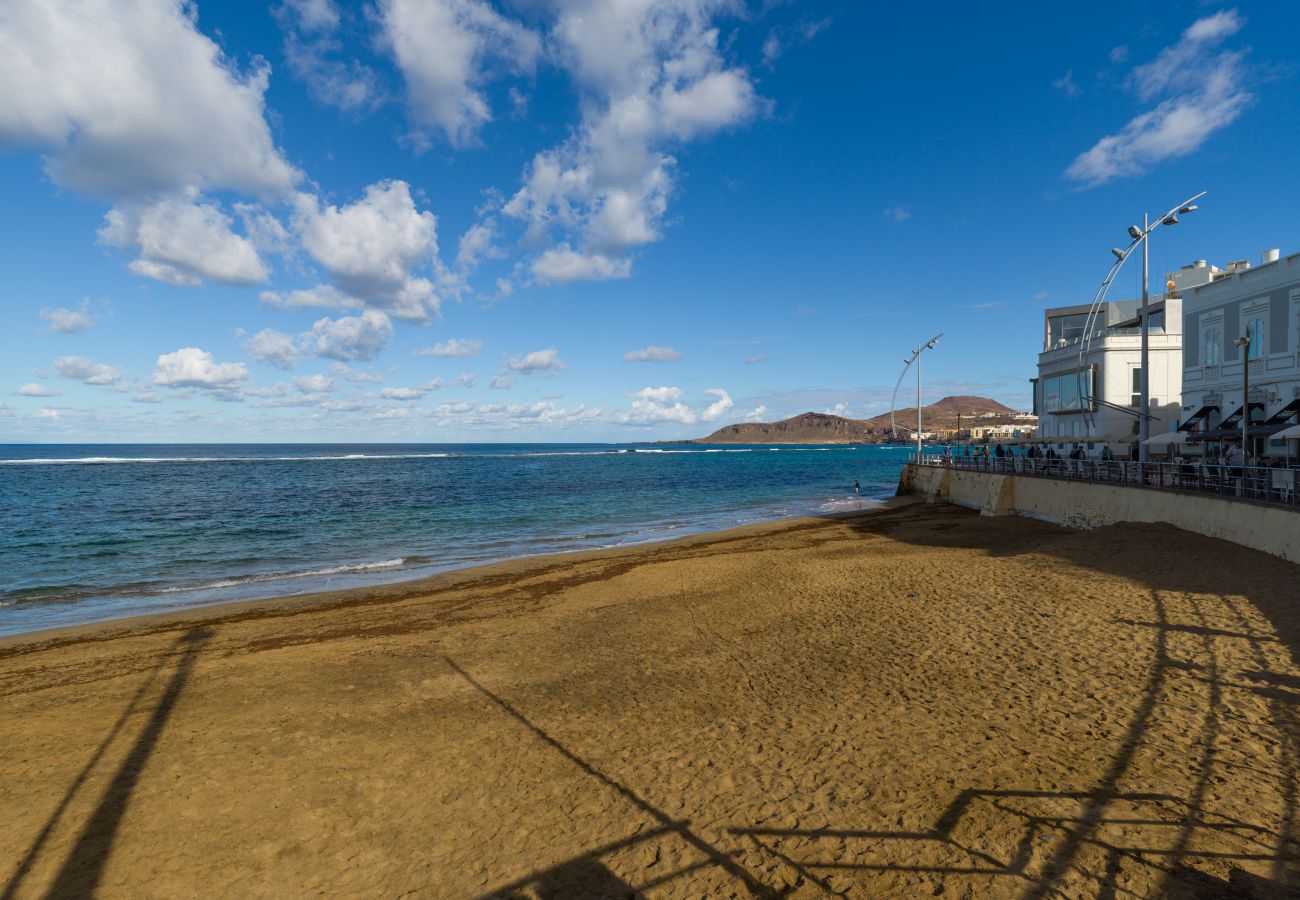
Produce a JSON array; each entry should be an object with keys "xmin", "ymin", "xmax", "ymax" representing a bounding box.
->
[
  {"xmin": 1142, "ymin": 432, "xmax": 1186, "ymax": 448},
  {"xmin": 1187, "ymin": 423, "xmax": 1290, "ymax": 442},
  {"xmin": 1177, "ymin": 404, "xmax": 1218, "ymax": 432},
  {"xmin": 1274, "ymin": 424, "xmax": 1300, "ymax": 441},
  {"xmin": 1219, "ymin": 402, "xmax": 1266, "ymax": 431},
  {"xmin": 1264, "ymin": 398, "xmax": 1300, "ymax": 426}
]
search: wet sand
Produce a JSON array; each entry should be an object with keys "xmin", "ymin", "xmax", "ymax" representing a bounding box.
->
[{"xmin": 3, "ymin": 498, "xmax": 1300, "ymax": 898}]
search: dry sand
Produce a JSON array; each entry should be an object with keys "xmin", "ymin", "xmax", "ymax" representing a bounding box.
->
[{"xmin": 3, "ymin": 498, "xmax": 1300, "ymax": 899}]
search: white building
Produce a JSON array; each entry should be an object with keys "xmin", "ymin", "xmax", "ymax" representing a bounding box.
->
[
  {"xmin": 1178, "ymin": 248, "xmax": 1300, "ymax": 456},
  {"xmin": 1033, "ymin": 297, "xmax": 1183, "ymax": 455}
]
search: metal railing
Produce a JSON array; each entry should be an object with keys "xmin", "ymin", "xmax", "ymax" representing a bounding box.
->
[{"xmin": 913, "ymin": 453, "xmax": 1300, "ymax": 510}]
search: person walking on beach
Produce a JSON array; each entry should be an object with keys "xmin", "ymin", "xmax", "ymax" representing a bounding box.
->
[{"xmin": 854, "ymin": 480, "xmax": 860, "ymax": 496}]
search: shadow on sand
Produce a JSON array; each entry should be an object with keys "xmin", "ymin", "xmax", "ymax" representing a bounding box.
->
[
  {"xmin": 2, "ymin": 628, "xmax": 212, "ymax": 900},
  {"xmin": 462, "ymin": 502, "xmax": 1300, "ymax": 898}
]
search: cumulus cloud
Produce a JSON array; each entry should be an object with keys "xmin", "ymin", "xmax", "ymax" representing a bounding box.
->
[
  {"xmin": 501, "ymin": 1, "xmax": 760, "ymax": 283},
  {"xmin": 489, "ymin": 373, "xmax": 515, "ymax": 390},
  {"xmin": 1067, "ymin": 10, "xmax": 1251, "ymax": 187},
  {"xmin": 260, "ymin": 284, "xmax": 364, "ymax": 314},
  {"xmin": 530, "ymin": 246, "xmax": 631, "ymax": 285},
  {"xmin": 246, "ymin": 328, "xmax": 300, "ymax": 370},
  {"xmin": 292, "ymin": 180, "xmax": 442, "ymax": 322},
  {"xmin": 153, "ymin": 347, "xmax": 250, "ymax": 390},
  {"xmin": 0, "ymin": 0, "xmax": 297, "ymax": 197},
  {"xmin": 622, "ymin": 385, "xmax": 695, "ymax": 424},
  {"xmin": 294, "ymin": 373, "xmax": 334, "ymax": 393},
  {"xmin": 15, "ymin": 383, "xmax": 59, "ymax": 397},
  {"xmin": 100, "ymin": 190, "xmax": 269, "ymax": 286},
  {"xmin": 453, "ymin": 372, "xmax": 475, "ymax": 387},
  {"xmin": 741, "ymin": 404, "xmax": 767, "ymax": 422},
  {"xmin": 624, "ymin": 345, "xmax": 682, "ymax": 362},
  {"xmin": 701, "ymin": 387, "xmax": 733, "ymax": 422},
  {"xmin": 301, "ymin": 310, "xmax": 394, "ymax": 361},
  {"xmin": 428, "ymin": 399, "xmax": 604, "ymax": 430},
  {"xmin": 379, "ymin": 0, "xmax": 541, "ymax": 147},
  {"xmin": 412, "ymin": 337, "xmax": 483, "ymax": 358},
  {"xmin": 381, "ymin": 380, "xmax": 440, "ymax": 400},
  {"xmin": 277, "ymin": 0, "xmax": 382, "ymax": 114},
  {"xmin": 456, "ymin": 219, "xmax": 501, "ymax": 270},
  {"xmin": 41, "ymin": 300, "xmax": 95, "ymax": 333},
  {"xmin": 745, "ymin": 353, "xmax": 767, "ymax": 365},
  {"xmin": 54, "ymin": 356, "xmax": 122, "ymax": 385},
  {"xmin": 328, "ymin": 361, "xmax": 384, "ymax": 384},
  {"xmin": 504, "ymin": 347, "xmax": 566, "ymax": 374}
]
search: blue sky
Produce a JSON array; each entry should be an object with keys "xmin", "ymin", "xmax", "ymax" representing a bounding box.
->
[{"xmin": 3, "ymin": 0, "xmax": 1298, "ymax": 442}]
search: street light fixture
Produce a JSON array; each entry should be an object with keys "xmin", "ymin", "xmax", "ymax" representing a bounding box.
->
[
  {"xmin": 1077, "ymin": 191, "xmax": 1206, "ymax": 468},
  {"xmin": 890, "ymin": 333, "xmax": 943, "ymax": 460}
]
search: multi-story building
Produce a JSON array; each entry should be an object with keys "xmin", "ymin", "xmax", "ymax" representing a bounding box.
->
[
  {"xmin": 1033, "ymin": 297, "xmax": 1183, "ymax": 454},
  {"xmin": 1179, "ymin": 248, "xmax": 1300, "ymax": 455}
]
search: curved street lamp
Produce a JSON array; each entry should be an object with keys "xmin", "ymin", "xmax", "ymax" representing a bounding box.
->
[
  {"xmin": 890, "ymin": 333, "xmax": 942, "ymax": 460},
  {"xmin": 1077, "ymin": 191, "xmax": 1205, "ymax": 466}
]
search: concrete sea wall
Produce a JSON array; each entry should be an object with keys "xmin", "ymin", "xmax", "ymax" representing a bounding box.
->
[{"xmin": 898, "ymin": 464, "xmax": 1300, "ymax": 563}]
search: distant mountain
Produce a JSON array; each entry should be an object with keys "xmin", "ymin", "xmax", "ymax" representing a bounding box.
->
[{"xmin": 688, "ymin": 395, "xmax": 1018, "ymax": 444}]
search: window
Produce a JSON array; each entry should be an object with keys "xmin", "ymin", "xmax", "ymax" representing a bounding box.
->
[
  {"xmin": 1048, "ymin": 313, "xmax": 1089, "ymax": 347},
  {"xmin": 1130, "ymin": 367, "xmax": 1142, "ymax": 407},
  {"xmin": 1041, "ymin": 369, "xmax": 1091, "ymax": 412},
  {"xmin": 1245, "ymin": 313, "xmax": 1266, "ymax": 360},
  {"xmin": 1148, "ymin": 309, "xmax": 1165, "ymax": 332},
  {"xmin": 1203, "ymin": 322, "xmax": 1223, "ymax": 365}
]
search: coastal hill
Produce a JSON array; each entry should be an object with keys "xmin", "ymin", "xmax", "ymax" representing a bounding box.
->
[{"xmin": 689, "ymin": 395, "xmax": 1017, "ymax": 444}]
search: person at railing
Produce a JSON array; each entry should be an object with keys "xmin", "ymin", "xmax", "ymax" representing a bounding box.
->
[{"xmin": 1100, "ymin": 444, "xmax": 1114, "ymax": 480}]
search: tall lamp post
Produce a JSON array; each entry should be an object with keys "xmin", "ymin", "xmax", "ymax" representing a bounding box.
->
[
  {"xmin": 890, "ymin": 333, "xmax": 942, "ymax": 460},
  {"xmin": 1236, "ymin": 333, "xmax": 1251, "ymax": 456},
  {"xmin": 1077, "ymin": 191, "xmax": 1205, "ymax": 466}
]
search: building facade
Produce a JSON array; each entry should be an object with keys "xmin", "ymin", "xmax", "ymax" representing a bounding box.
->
[
  {"xmin": 1179, "ymin": 248, "xmax": 1300, "ymax": 454},
  {"xmin": 1033, "ymin": 297, "xmax": 1183, "ymax": 453}
]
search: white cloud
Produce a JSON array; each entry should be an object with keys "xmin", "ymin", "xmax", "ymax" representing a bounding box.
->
[
  {"xmin": 504, "ymin": 347, "xmax": 566, "ymax": 374},
  {"xmin": 277, "ymin": 0, "xmax": 382, "ymax": 114},
  {"xmin": 701, "ymin": 387, "xmax": 733, "ymax": 422},
  {"xmin": 41, "ymin": 300, "xmax": 94, "ymax": 333},
  {"xmin": 1053, "ymin": 70, "xmax": 1080, "ymax": 99},
  {"xmin": 456, "ymin": 219, "xmax": 501, "ymax": 270},
  {"xmin": 100, "ymin": 190, "xmax": 268, "ymax": 286},
  {"xmin": 412, "ymin": 337, "xmax": 483, "ymax": 358},
  {"xmin": 530, "ymin": 246, "xmax": 632, "ymax": 285},
  {"xmin": 54, "ymin": 356, "xmax": 122, "ymax": 385},
  {"xmin": 16, "ymin": 383, "xmax": 59, "ymax": 397},
  {"xmin": 260, "ymin": 284, "xmax": 364, "ymax": 314},
  {"xmin": 633, "ymin": 386, "xmax": 682, "ymax": 403},
  {"xmin": 742, "ymin": 405, "xmax": 767, "ymax": 422},
  {"xmin": 745, "ymin": 353, "xmax": 767, "ymax": 365},
  {"xmin": 453, "ymin": 372, "xmax": 475, "ymax": 387},
  {"xmin": 293, "ymin": 180, "xmax": 442, "ymax": 322},
  {"xmin": 153, "ymin": 347, "xmax": 250, "ymax": 390},
  {"xmin": 489, "ymin": 373, "xmax": 515, "ymax": 390},
  {"xmin": 295, "ymin": 373, "xmax": 335, "ymax": 393},
  {"xmin": 624, "ymin": 345, "xmax": 682, "ymax": 362},
  {"xmin": 36, "ymin": 408, "xmax": 60, "ymax": 420},
  {"xmin": 0, "ymin": 0, "xmax": 297, "ymax": 197},
  {"xmin": 883, "ymin": 205, "xmax": 911, "ymax": 222},
  {"xmin": 132, "ymin": 391, "xmax": 163, "ymax": 404},
  {"xmin": 379, "ymin": 0, "xmax": 540, "ymax": 147},
  {"xmin": 328, "ymin": 361, "xmax": 384, "ymax": 384},
  {"xmin": 762, "ymin": 18, "xmax": 832, "ymax": 66},
  {"xmin": 381, "ymin": 380, "xmax": 440, "ymax": 400},
  {"xmin": 502, "ymin": 1, "xmax": 760, "ymax": 283},
  {"xmin": 246, "ymin": 328, "xmax": 301, "ymax": 370},
  {"xmin": 620, "ymin": 385, "xmax": 693, "ymax": 425},
  {"xmin": 302, "ymin": 310, "xmax": 394, "ymax": 361},
  {"xmin": 1110, "ymin": 45, "xmax": 1129, "ymax": 65},
  {"xmin": 1067, "ymin": 11, "xmax": 1251, "ymax": 187},
  {"xmin": 428, "ymin": 399, "xmax": 604, "ymax": 430}
]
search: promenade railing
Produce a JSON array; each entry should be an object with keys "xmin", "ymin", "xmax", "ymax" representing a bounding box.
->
[{"xmin": 912, "ymin": 453, "xmax": 1300, "ymax": 511}]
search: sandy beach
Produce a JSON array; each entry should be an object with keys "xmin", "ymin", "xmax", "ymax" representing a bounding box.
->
[{"xmin": 3, "ymin": 498, "xmax": 1300, "ymax": 898}]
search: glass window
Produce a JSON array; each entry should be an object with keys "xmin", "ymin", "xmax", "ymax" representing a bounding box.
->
[
  {"xmin": 1048, "ymin": 314, "xmax": 1089, "ymax": 347},
  {"xmin": 1060, "ymin": 373, "xmax": 1079, "ymax": 410},
  {"xmin": 1131, "ymin": 367, "xmax": 1142, "ymax": 407},
  {"xmin": 1044, "ymin": 376, "xmax": 1060, "ymax": 412},
  {"xmin": 1203, "ymin": 324, "xmax": 1222, "ymax": 365},
  {"xmin": 1148, "ymin": 309, "xmax": 1165, "ymax": 332},
  {"xmin": 1247, "ymin": 314, "xmax": 1265, "ymax": 359}
]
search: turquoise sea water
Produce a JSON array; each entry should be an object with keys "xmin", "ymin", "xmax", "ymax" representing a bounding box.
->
[{"xmin": 0, "ymin": 443, "xmax": 913, "ymax": 636}]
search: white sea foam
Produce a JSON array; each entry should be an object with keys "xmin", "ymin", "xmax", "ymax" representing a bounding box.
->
[
  {"xmin": 156, "ymin": 558, "xmax": 411, "ymax": 595},
  {"xmin": 0, "ymin": 454, "xmax": 454, "ymax": 465}
]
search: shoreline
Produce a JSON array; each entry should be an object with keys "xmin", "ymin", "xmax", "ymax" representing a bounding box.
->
[{"xmin": 0, "ymin": 497, "xmax": 903, "ymax": 651}]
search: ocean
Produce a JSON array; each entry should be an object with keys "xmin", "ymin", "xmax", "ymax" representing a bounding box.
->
[{"xmin": 0, "ymin": 443, "xmax": 913, "ymax": 636}]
